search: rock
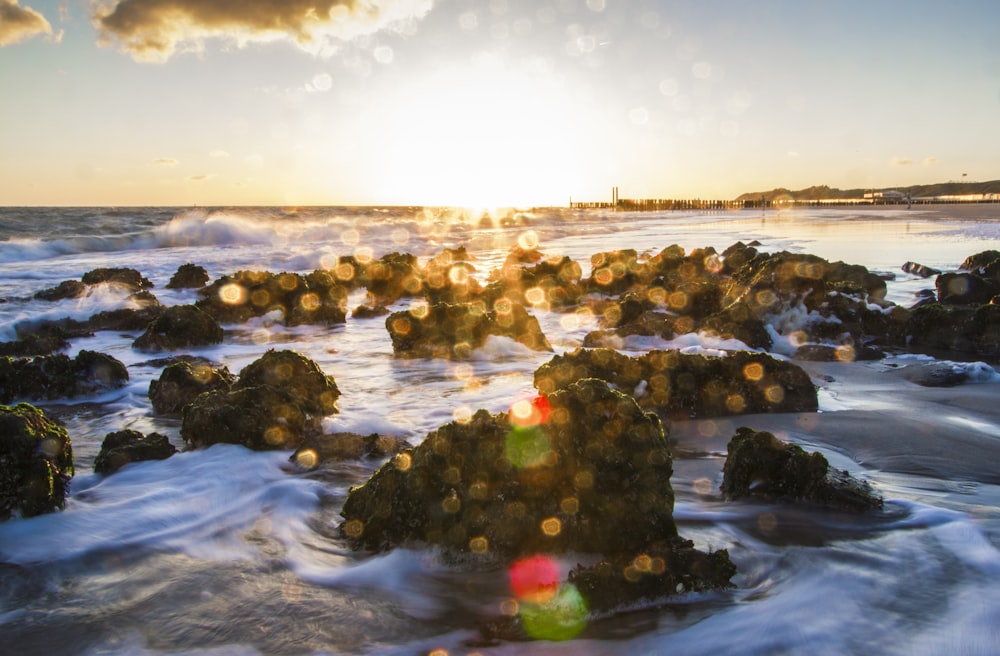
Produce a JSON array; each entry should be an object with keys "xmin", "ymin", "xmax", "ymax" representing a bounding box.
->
[
  {"xmin": 534, "ymin": 348, "xmax": 817, "ymax": 419},
  {"xmin": 340, "ymin": 379, "xmax": 736, "ymax": 610},
  {"xmin": 166, "ymin": 263, "xmax": 210, "ymax": 289},
  {"xmin": 906, "ymin": 303, "xmax": 1000, "ymax": 357},
  {"xmin": 363, "ymin": 252, "xmax": 423, "ymax": 307},
  {"xmin": 197, "ymin": 270, "xmax": 348, "ymax": 326},
  {"xmin": 33, "ymin": 280, "xmax": 87, "ymax": 301},
  {"xmin": 484, "ymin": 254, "xmax": 583, "ymax": 310},
  {"xmin": 936, "ymin": 272, "xmax": 1000, "ymax": 305},
  {"xmin": 0, "ymin": 350, "xmax": 129, "ymax": 404},
  {"xmin": 290, "ymin": 432, "xmax": 409, "ymax": 468},
  {"xmin": 959, "ymin": 250, "xmax": 1000, "ymax": 275},
  {"xmin": 569, "ymin": 541, "xmax": 737, "ymax": 613},
  {"xmin": 94, "ymin": 429, "xmax": 176, "ymax": 475},
  {"xmin": 386, "ymin": 301, "xmax": 552, "ymax": 358},
  {"xmin": 585, "ymin": 249, "xmax": 643, "ymax": 295},
  {"xmin": 902, "ymin": 261, "xmax": 941, "ymax": 278},
  {"xmin": 0, "ymin": 403, "xmax": 74, "ymax": 519},
  {"xmin": 148, "ymin": 360, "xmax": 235, "ymax": 415},
  {"xmin": 423, "ymin": 260, "xmax": 483, "ymax": 305},
  {"xmin": 720, "ymin": 427, "xmax": 882, "ymax": 511},
  {"xmin": 235, "ymin": 349, "xmax": 340, "ymax": 416},
  {"xmin": 0, "ymin": 331, "xmax": 71, "ymax": 357},
  {"xmin": 88, "ymin": 305, "xmax": 164, "ymax": 332},
  {"xmin": 180, "ymin": 350, "xmax": 339, "ymax": 450},
  {"xmin": 351, "ymin": 304, "xmax": 389, "ymax": 319},
  {"xmin": 181, "ymin": 385, "xmax": 313, "ymax": 450},
  {"xmin": 793, "ymin": 344, "xmax": 883, "ymax": 362},
  {"xmin": 340, "ymin": 379, "xmax": 679, "ymax": 558},
  {"xmin": 132, "ymin": 304, "xmax": 224, "ymax": 351},
  {"xmin": 81, "ymin": 267, "xmax": 152, "ymax": 291}
]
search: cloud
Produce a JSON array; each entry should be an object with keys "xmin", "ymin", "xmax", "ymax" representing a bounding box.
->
[
  {"xmin": 151, "ymin": 157, "xmax": 178, "ymax": 166},
  {"xmin": 94, "ymin": 0, "xmax": 434, "ymax": 63},
  {"xmin": 188, "ymin": 173, "xmax": 215, "ymax": 181},
  {"xmin": 923, "ymin": 156, "xmax": 938, "ymax": 166},
  {"xmin": 208, "ymin": 149, "xmax": 230, "ymax": 158},
  {"xmin": 0, "ymin": 0, "xmax": 54, "ymax": 46},
  {"xmin": 890, "ymin": 156, "xmax": 913, "ymax": 167}
]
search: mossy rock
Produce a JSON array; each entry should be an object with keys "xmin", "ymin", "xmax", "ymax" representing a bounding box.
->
[
  {"xmin": 534, "ymin": 348, "xmax": 817, "ymax": 419},
  {"xmin": 132, "ymin": 304, "xmax": 224, "ymax": 351},
  {"xmin": 94, "ymin": 429, "xmax": 176, "ymax": 475},
  {"xmin": 166, "ymin": 263, "xmax": 210, "ymax": 289},
  {"xmin": 180, "ymin": 350, "xmax": 339, "ymax": 450},
  {"xmin": 721, "ymin": 427, "xmax": 882, "ymax": 511},
  {"xmin": 290, "ymin": 432, "xmax": 409, "ymax": 468},
  {"xmin": 0, "ymin": 403, "xmax": 74, "ymax": 519},
  {"xmin": 81, "ymin": 267, "xmax": 152, "ymax": 291},
  {"xmin": 341, "ymin": 378, "xmax": 676, "ymax": 559},
  {"xmin": 0, "ymin": 351, "xmax": 129, "ymax": 404},
  {"xmin": 148, "ymin": 360, "xmax": 235, "ymax": 415},
  {"xmin": 386, "ymin": 301, "xmax": 552, "ymax": 358},
  {"xmin": 197, "ymin": 270, "xmax": 348, "ymax": 326},
  {"xmin": 906, "ymin": 303, "xmax": 1000, "ymax": 357},
  {"xmin": 33, "ymin": 280, "xmax": 86, "ymax": 302}
]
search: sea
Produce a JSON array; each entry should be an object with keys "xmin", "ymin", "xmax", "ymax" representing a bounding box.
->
[{"xmin": 1, "ymin": 204, "xmax": 999, "ymax": 655}]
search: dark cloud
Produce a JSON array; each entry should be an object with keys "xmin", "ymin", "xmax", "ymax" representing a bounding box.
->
[
  {"xmin": 94, "ymin": 0, "xmax": 434, "ymax": 62},
  {"xmin": 0, "ymin": 0, "xmax": 54, "ymax": 46}
]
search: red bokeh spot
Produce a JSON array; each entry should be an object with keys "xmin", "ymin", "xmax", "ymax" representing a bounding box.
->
[{"xmin": 509, "ymin": 554, "xmax": 560, "ymax": 604}]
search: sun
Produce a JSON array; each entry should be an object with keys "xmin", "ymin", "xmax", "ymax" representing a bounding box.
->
[{"xmin": 368, "ymin": 56, "xmax": 585, "ymax": 208}]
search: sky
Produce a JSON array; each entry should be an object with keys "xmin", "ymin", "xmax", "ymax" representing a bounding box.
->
[{"xmin": 1, "ymin": 0, "xmax": 998, "ymax": 207}]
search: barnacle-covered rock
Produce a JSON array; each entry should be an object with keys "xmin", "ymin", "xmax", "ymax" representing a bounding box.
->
[{"xmin": 94, "ymin": 429, "xmax": 176, "ymax": 475}]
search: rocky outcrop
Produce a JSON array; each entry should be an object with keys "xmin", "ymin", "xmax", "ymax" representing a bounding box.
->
[
  {"xmin": 721, "ymin": 427, "xmax": 882, "ymax": 511},
  {"xmin": 33, "ymin": 280, "xmax": 87, "ymax": 302},
  {"xmin": 81, "ymin": 267, "xmax": 153, "ymax": 291},
  {"xmin": 534, "ymin": 348, "xmax": 817, "ymax": 419},
  {"xmin": 290, "ymin": 432, "xmax": 409, "ymax": 469},
  {"xmin": 94, "ymin": 429, "xmax": 176, "ymax": 475},
  {"xmin": 132, "ymin": 304, "xmax": 224, "ymax": 351},
  {"xmin": 148, "ymin": 360, "xmax": 235, "ymax": 415},
  {"xmin": 166, "ymin": 263, "xmax": 210, "ymax": 289},
  {"xmin": 197, "ymin": 270, "xmax": 349, "ymax": 326},
  {"xmin": 905, "ymin": 303, "xmax": 1000, "ymax": 358},
  {"xmin": 0, "ymin": 403, "xmax": 74, "ymax": 519},
  {"xmin": 180, "ymin": 350, "xmax": 340, "ymax": 450},
  {"xmin": 340, "ymin": 378, "xmax": 735, "ymax": 613},
  {"xmin": 386, "ymin": 301, "xmax": 552, "ymax": 358},
  {"xmin": 0, "ymin": 351, "xmax": 129, "ymax": 403}
]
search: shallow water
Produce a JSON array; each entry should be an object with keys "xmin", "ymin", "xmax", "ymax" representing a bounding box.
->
[{"xmin": 1, "ymin": 204, "xmax": 999, "ymax": 655}]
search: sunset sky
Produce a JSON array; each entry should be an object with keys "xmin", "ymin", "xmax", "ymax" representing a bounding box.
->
[{"xmin": 2, "ymin": 0, "xmax": 998, "ymax": 207}]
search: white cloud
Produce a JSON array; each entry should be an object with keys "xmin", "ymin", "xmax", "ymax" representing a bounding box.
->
[
  {"xmin": 923, "ymin": 156, "xmax": 938, "ymax": 166},
  {"xmin": 151, "ymin": 157, "xmax": 178, "ymax": 166},
  {"xmin": 890, "ymin": 156, "xmax": 913, "ymax": 167},
  {"xmin": 208, "ymin": 149, "xmax": 230, "ymax": 158}
]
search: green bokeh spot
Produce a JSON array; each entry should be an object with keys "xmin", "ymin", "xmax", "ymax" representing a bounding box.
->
[
  {"xmin": 504, "ymin": 425, "xmax": 550, "ymax": 468},
  {"xmin": 520, "ymin": 583, "xmax": 588, "ymax": 641}
]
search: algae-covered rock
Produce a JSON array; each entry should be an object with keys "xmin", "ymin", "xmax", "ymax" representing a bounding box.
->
[
  {"xmin": 340, "ymin": 378, "xmax": 677, "ymax": 559},
  {"xmin": 569, "ymin": 541, "xmax": 737, "ymax": 613},
  {"xmin": 197, "ymin": 270, "xmax": 348, "ymax": 326},
  {"xmin": 534, "ymin": 348, "xmax": 817, "ymax": 419},
  {"xmin": 166, "ymin": 263, "xmax": 210, "ymax": 289},
  {"xmin": 94, "ymin": 429, "xmax": 176, "ymax": 475},
  {"xmin": 0, "ymin": 403, "xmax": 74, "ymax": 519},
  {"xmin": 290, "ymin": 432, "xmax": 409, "ymax": 468},
  {"xmin": 0, "ymin": 350, "xmax": 129, "ymax": 403},
  {"xmin": 81, "ymin": 267, "xmax": 153, "ymax": 291},
  {"xmin": 132, "ymin": 304, "xmax": 224, "ymax": 351},
  {"xmin": 33, "ymin": 279, "xmax": 87, "ymax": 302},
  {"xmin": 386, "ymin": 301, "xmax": 552, "ymax": 358},
  {"xmin": 721, "ymin": 427, "xmax": 882, "ymax": 511},
  {"xmin": 936, "ymin": 272, "xmax": 1000, "ymax": 305},
  {"xmin": 148, "ymin": 360, "xmax": 235, "ymax": 415},
  {"xmin": 180, "ymin": 350, "xmax": 339, "ymax": 450},
  {"xmin": 906, "ymin": 303, "xmax": 1000, "ymax": 357}
]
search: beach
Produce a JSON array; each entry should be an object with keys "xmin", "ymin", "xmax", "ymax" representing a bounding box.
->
[{"xmin": 1, "ymin": 204, "xmax": 999, "ymax": 655}]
